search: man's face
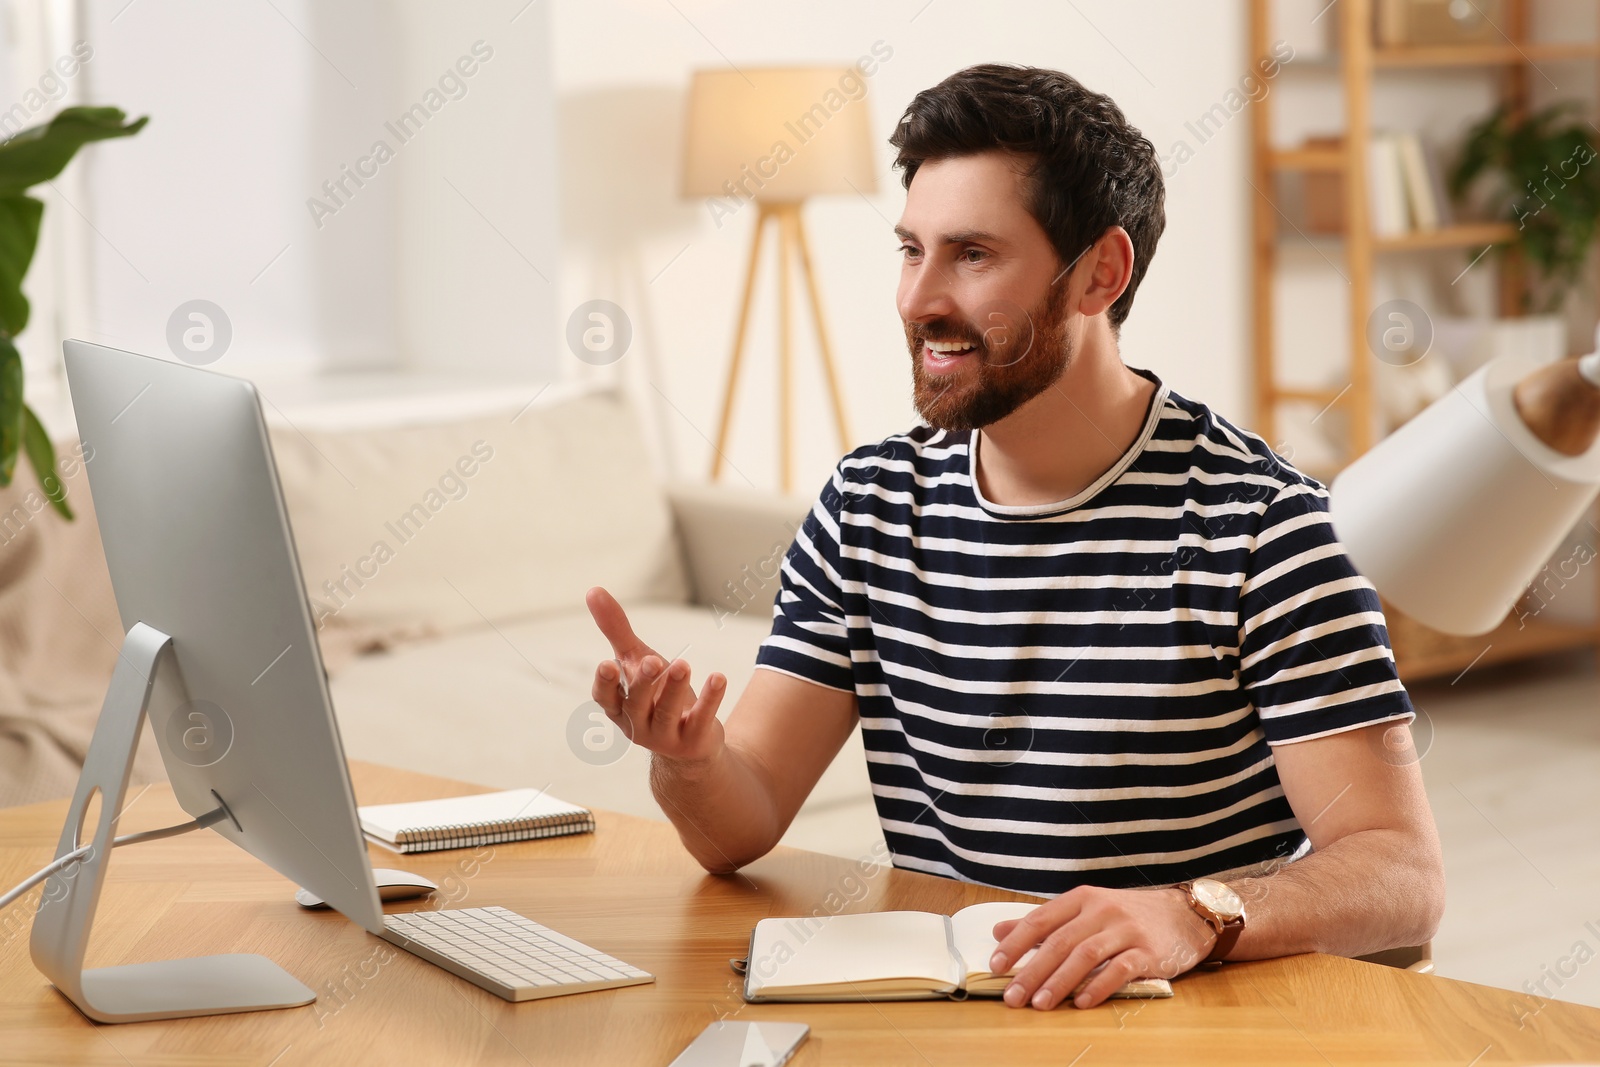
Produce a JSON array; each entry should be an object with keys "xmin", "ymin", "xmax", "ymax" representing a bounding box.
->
[{"xmin": 895, "ymin": 152, "xmax": 1073, "ymax": 432}]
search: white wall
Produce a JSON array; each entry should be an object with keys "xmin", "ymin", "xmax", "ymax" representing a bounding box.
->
[
  {"xmin": 390, "ymin": 0, "xmax": 561, "ymax": 377},
  {"xmin": 18, "ymin": 0, "xmax": 560, "ymax": 434},
  {"xmin": 549, "ymin": 0, "xmax": 1257, "ymax": 495},
  {"xmin": 74, "ymin": 0, "xmax": 331, "ymax": 379}
]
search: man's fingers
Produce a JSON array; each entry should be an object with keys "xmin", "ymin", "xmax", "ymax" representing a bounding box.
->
[
  {"xmin": 592, "ymin": 661, "xmax": 619, "ymax": 708},
  {"xmin": 592, "ymin": 662, "xmax": 636, "ymax": 740},
  {"xmin": 992, "ymin": 896, "xmax": 1083, "ymax": 973},
  {"xmin": 652, "ymin": 659, "xmax": 696, "ymax": 730},
  {"xmin": 681, "ymin": 672, "xmax": 727, "ymax": 735},
  {"xmin": 621, "ymin": 653, "xmax": 668, "ymax": 727},
  {"xmin": 1071, "ymin": 949, "xmax": 1146, "ymax": 1010},
  {"xmin": 586, "ymin": 586, "xmax": 657, "ymax": 660},
  {"xmin": 999, "ymin": 912, "xmax": 1095, "ymax": 1005},
  {"xmin": 1009, "ymin": 927, "xmax": 1126, "ymax": 1010}
]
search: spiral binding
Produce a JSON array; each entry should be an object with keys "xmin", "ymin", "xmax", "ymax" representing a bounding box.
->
[{"xmin": 392, "ymin": 811, "xmax": 594, "ymax": 853}]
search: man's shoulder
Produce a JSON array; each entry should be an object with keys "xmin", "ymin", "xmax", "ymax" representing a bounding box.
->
[
  {"xmin": 1157, "ymin": 386, "xmax": 1323, "ymax": 502},
  {"xmin": 834, "ymin": 425, "xmax": 967, "ymax": 482},
  {"xmin": 805, "ymin": 425, "xmax": 968, "ymax": 518}
]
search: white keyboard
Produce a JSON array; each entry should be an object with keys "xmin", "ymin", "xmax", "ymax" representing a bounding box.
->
[{"xmin": 379, "ymin": 906, "xmax": 653, "ymax": 1002}]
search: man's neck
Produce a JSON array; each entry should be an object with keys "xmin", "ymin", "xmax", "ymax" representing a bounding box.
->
[{"xmin": 973, "ymin": 321, "xmax": 1158, "ymax": 508}]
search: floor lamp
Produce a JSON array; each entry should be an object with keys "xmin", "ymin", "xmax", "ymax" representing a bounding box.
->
[{"xmin": 682, "ymin": 67, "xmax": 877, "ymax": 492}]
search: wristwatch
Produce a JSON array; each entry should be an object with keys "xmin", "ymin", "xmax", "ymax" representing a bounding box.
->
[{"xmin": 1174, "ymin": 878, "xmax": 1246, "ymax": 965}]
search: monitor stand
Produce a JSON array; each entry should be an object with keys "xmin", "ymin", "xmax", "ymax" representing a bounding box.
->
[{"xmin": 29, "ymin": 622, "xmax": 316, "ymax": 1023}]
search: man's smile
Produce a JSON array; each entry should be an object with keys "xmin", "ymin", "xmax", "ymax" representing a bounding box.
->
[{"xmin": 922, "ymin": 339, "xmax": 978, "ymax": 374}]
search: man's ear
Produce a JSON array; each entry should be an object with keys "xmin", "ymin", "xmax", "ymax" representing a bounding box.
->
[{"xmin": 1074, "ymin": 226, "xmax": 1136, "ymax": 320}]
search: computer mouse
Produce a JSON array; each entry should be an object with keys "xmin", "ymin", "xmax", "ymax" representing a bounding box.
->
[{"xmin": 295, "ymin": 868, "xmax": 439, "ymax": 909}]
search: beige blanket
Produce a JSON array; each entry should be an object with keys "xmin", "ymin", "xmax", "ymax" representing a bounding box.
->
[
  {"xmin": 0, "ymin": 441, "xmax": 392, "ymax": 809},
  {"xmin": 0, "ymin": 447, "xmax": 164, "ymax": 807}
]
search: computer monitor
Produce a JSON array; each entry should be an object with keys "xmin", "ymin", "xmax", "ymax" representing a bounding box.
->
[{"xmin": 31, "ymin": 340, "xmax": 383, "ymax": 1022}]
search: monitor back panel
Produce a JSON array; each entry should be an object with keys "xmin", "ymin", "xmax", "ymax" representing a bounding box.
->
[{"xmin": 63, "ymin": 339, "xmax": 382, "ymax": 933}]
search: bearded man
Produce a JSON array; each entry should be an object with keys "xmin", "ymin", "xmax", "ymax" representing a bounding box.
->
[{"xmin": 585, "ymin": 64, "xmax": 1445, "ymax": 1011}]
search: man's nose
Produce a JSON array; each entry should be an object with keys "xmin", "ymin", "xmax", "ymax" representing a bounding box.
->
[{"xmin": 898, "ymin": 262, "xmax": 957, "ymax": 325}]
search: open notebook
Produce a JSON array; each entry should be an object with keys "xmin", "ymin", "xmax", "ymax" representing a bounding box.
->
[
  {"xmin": 740, "ymin": 901, "xmax": 1173, "ymax": 1002},
  {"xmin": 358, "ymin": 788, "xmax": 594, "ymax": 853}
]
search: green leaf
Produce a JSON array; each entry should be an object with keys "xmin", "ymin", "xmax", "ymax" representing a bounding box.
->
[
  {"xmin": 0, "ymin": 107, "xmax": 148, "ymax": 196},
  {"xmin": 0, "ymin": 194, "xmax": 43, "ymax": 336},
  {"xmin": 1446, "ymin": 99, "xmax": 1600, "ymax": 312},
  {"xmin": 21, "ymin": 404, "xmax": 71, "ymax": 520},
  {"xmin": 0, "ymin": 335, "xmax": 20, "ymax": 486}
]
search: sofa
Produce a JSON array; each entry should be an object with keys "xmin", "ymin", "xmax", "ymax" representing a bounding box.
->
[{"xmin": 0, "ymin": 380, "xmax": 885, "ymax": 863}]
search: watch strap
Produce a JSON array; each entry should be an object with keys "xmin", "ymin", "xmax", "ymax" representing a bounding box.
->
[{"xmin": 1203, "ymin": 915, "xmax": 1244, "ymax": 963}]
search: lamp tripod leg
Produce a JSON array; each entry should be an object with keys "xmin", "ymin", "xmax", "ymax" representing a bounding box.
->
[
  {"xmin": 710, "ymin": 204, "xmax": 771, "ymax": 483},
  {"xmin": 777, "ymin": 206, "xmax": 795, "ymax": 493},
  {"xmin": 790, "ymin": 207, "xmax": 852, "ymax": 458}
]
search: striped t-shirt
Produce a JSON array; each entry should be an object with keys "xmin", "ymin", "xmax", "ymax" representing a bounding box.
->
[{"xmin": 755, "ymin": 367, "xmax": 1414, "ymax": 896}]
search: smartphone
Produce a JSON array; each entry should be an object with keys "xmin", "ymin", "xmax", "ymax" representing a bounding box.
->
[{"xmin": 666, "ymin": 1020, "xmax": 810, "ymax": 1067}]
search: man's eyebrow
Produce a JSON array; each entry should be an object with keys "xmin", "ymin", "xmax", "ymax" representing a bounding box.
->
[{"xmin": 893, "ymin": 225, "xmax": 1003, "ymax": 245}]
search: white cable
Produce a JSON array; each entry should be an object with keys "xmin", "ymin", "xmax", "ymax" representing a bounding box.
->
[
  {"xmin": 0, "ymin": 846, "xmax": 94, "ymax": 910},
  {"xmin": 0, "ymin": 806, "xmax": 229, "ymax": 911}
]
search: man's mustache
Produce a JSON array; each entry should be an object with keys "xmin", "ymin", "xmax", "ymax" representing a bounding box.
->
[{"xmin": 907, "ymin": 325, "xmax": 983, "ymax": 347}]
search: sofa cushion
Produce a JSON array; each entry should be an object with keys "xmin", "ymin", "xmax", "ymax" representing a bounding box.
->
[
  {"xmin": 327, "ymin": 601, "xmax": 880, "ymax": 854},
  {"xmin": 269, "ymin": 387, "xmax": 690, "ymax": 660}
]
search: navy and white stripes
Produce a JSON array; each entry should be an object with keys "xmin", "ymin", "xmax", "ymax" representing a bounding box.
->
[{"xmin": 755, "ymin": 368, "xmax": 1414, "ymax": 896}]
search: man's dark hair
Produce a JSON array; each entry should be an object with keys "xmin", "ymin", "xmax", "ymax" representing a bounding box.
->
[{"xmin": 889, "ymin": 64, "xmax": 1165, "ymax": 330}]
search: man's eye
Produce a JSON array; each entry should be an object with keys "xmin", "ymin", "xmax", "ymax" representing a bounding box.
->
[
  {"xmin": 963, "ymin": 248, "xmax": 988, "ymax": 263},
  {"xmin": 897, "ymin": 244, "xmax": 920, "ymax": 257}
]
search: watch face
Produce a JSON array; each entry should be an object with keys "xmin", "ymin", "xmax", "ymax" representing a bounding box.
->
[{"xmin": 1193, "ymin": 878, "xmax": 1244, "ymax": 919}]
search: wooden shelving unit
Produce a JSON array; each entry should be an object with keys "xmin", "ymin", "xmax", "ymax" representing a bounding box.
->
[
  {"xmin": 1372, "ymin": 39, "xmax": 1600, "ymax": 66},
  {"xmin": 1247, "ymin": 0, "xmax": 1600, "ymax": 683}
]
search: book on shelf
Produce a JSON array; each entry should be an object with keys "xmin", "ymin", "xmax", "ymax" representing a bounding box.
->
[
  {"xmin": 738, "ymin": 901, "xmax": 1174, "ymax": 1003},
  {"xmin": 1299, "ymin": 132, "xmax": 1451, "ymax": 237},
  {"xmin": 1395, "ymin": 132, "xmax": 1441, "ymax": 231},
  {"xmin": 358, "ymin": 787, "xmax": 594, "ymax": 853},
  {"xmin": 1367, "ymin": 132, "xmax": 1411, "ymax": 236}
]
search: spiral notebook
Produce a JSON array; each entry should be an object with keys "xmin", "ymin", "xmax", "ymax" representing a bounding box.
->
[{"xmin": 358, "ymin": 788, "xmax": 595, "ymax": 853}]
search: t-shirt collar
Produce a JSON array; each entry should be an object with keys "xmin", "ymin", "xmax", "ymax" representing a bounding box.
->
[{"xmin": 968, "ymin": 367, "xmax": 1169, "ymax": 518}]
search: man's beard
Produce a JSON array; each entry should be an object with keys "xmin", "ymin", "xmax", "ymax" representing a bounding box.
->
[{"xmin": 906, "ymin": 280, "xmax": 1074, "ymax": 432}]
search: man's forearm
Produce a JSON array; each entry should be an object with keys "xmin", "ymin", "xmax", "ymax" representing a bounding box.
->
[
  {"xmin": 650, "ymin": 743, "xmax": 784, "ymax": 873},
  {"xmin": 1222, "ymin": 827, "xmax": 1446, "ymax": 961}
]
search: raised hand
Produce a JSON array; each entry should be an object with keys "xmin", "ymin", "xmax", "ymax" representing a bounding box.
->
[{"xmin": 585, "ymin": 586, "xmax": 728, "ymax": 764}]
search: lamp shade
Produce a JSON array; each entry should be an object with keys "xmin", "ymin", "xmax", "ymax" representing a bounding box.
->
[
  {"xmin": 681, "ymin": 66, "xmax": 877, "ymax": 203},
  {"xmin": 1330, "ymin": 350, "xmax": 1600, "ymax": 636}
]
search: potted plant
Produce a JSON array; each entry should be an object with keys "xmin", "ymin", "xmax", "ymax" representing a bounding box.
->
[
  {"xmin": 0, "ymin": 106, "xmax": 146, "ymax": 520},
  {"xmin": 1448, "ymin": 100, "xmax": 1600, "ymax": 314}
]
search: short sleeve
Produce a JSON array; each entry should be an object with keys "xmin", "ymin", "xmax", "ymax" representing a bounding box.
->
[
  {"xmin": 754, "ymin": 466, "xmax": 854, "ymax": 692},
  {"xmin": 1237, "ymin": 481, "xmax": 1416, "ymax": 745}
]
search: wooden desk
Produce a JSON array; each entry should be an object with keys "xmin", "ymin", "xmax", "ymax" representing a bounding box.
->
[{"xmin": 3, "ymin": 762, "xmax": 1598, "ymax": 1065}]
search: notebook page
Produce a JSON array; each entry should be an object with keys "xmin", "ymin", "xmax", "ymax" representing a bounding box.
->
[
  {"xmin": 359, "ymin": 788, "xmax": 587, "ymax": 842},
  {"xmin": 950, "ymin": 900, "xmax": 1039, "ymax": 978},
  {"xmin": 747, "ymin": 912, "xmax": 958, "ymax": 994}
]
